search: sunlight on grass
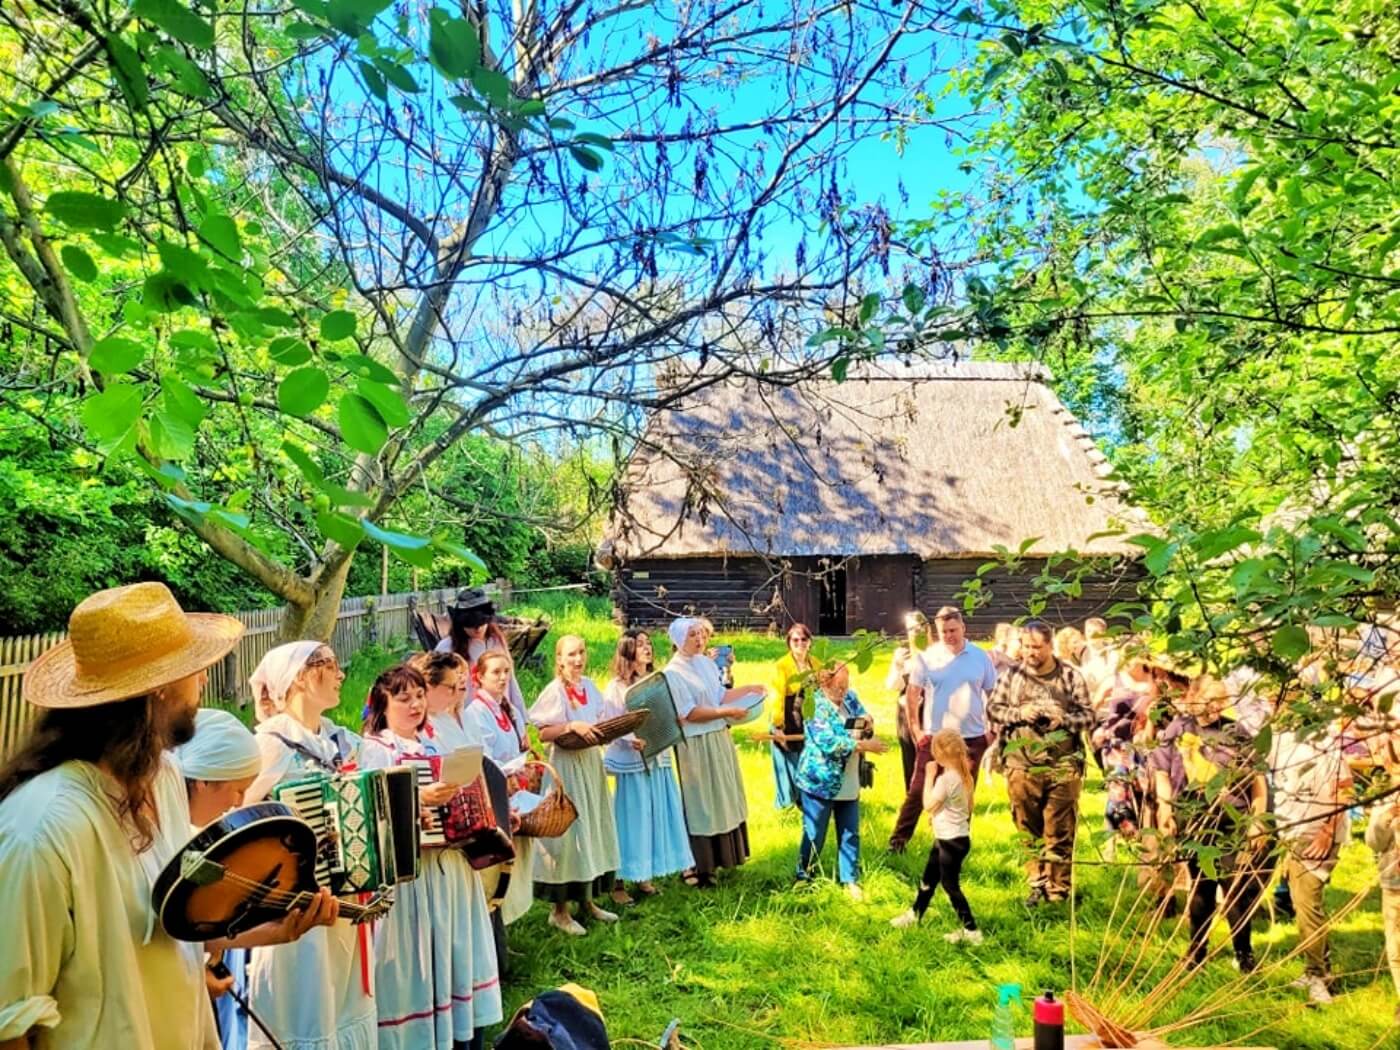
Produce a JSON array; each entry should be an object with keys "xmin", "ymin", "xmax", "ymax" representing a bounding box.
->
[{"xmin": 335, "ymin": 595, "xmax": 1394, "ymax": 1049}]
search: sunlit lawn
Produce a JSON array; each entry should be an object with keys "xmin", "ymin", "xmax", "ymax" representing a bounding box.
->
[{"xmin": 340, "ymin": 595, "xmax": 1396, "ymax": 1049}]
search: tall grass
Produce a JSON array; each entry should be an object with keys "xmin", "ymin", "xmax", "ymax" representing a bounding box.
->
[{"xmin": 336, "ymin": 598, "xmax": 1393, "ymax": 1049}]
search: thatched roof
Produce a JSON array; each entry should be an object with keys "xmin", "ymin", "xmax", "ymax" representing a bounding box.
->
[{"xmin": 599, "ymin": 361, "xmax": 1146, "ymax": 563}]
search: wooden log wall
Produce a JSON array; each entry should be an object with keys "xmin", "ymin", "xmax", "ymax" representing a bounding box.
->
[
  {"xmin": 916, "ymin": 557, "xmax": 1142, "ymax": 636},
  {"xmin": 616, "ymin": 555, "xmax": 1141, "ymax": 638},
  {"xmin": 613, "ymin": 557, "xmax": 786, "ymax": 630}
]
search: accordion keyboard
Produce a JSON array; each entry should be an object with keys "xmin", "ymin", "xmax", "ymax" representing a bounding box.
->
[
  {"xmin": 409, "ymin": 761, "xmax": 446, "ymax": 849},
  {"xmin": 273, "ymin": 779, "xmax": 341, "ymax": 887}
]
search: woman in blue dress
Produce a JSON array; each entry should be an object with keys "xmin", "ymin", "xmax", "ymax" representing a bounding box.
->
[{"xmin": 602, "ymin": 629, "xmax": 694, "ymax": 903}]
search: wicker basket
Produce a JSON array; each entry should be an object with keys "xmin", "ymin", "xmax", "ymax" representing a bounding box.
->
[
  {"xmin": 554, "ymin": 710, "xmax": 649, "ymax": 750},
  {"xmin": 513, "ymin": 761, "xmax": 577, "ymax": 839}
]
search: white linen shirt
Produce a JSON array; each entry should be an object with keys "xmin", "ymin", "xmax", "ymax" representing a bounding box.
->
[
  {"xmin": 910, "ymin": 642, "xmax": 999, "ymax": 738},
  {"xmin": 0, "ymin": 756, "xmax": 219, "ymax": 1049}
]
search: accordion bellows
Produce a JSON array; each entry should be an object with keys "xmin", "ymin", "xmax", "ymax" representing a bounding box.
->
[{"xmin": 271, "ymin": 768, "xmax": 421, "ymax": 893}]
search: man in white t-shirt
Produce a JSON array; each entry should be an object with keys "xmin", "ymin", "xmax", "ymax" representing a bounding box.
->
[{"xmin": 887, "ymin": 606, "xmax": 998, "ymax": 852}]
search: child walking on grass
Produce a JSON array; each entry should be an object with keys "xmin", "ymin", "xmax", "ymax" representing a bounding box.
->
[{"xmin": 891, "ymin": 729, "xmax": 982, "ymax": 943}]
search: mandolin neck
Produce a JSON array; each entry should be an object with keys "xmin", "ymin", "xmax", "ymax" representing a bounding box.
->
[{"xmin": 287, "ymin": 890, "xmax": 376, "ymax": 923}]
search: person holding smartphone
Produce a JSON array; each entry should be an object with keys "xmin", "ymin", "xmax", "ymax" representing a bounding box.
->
[{"xmin": 793, "ymin": 662, "xmax": 887, "ymax": 900}]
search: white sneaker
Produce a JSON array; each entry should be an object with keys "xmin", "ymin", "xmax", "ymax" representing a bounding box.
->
[
  {"xmin": 944, "ymin": 928, "xmax": 984, "ymax": 945},
  {"xmin": 845, "ymin": 883, "xmax": 864, "ymax": 902},
  {"xmin": 890, "ymin": 909, "xmax": 919, "ymax": 929},
  {"xmin": 588, "ymin": 905, "xmax": 619, "ymax": 923},
  {"xmin": 548, "ymin": 912, "xmax": 586, "ymax": 936},
  {"xmin": 1305, "ymin": 976, "xmax": 1333, "ymax": 1006}
]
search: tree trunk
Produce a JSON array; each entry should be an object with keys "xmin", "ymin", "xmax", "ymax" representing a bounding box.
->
[{"xmin": 277, "ymin": 556, "xmax": 355, "ymax": 643}]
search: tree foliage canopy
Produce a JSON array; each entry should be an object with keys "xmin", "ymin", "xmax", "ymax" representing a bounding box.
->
[{"xmin": 0, "ymin": 0, "xmax": 953, "ymax": 636}]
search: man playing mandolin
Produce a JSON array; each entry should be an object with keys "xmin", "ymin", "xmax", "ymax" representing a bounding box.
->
[{"xmin": 0, "ymin": 583, "xmax": 338, "ymax": 1050}]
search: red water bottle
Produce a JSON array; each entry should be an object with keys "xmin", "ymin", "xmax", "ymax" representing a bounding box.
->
[{"xmin": 1033, "ymin": 990, "xmax": 1064, "ymax": 1050}]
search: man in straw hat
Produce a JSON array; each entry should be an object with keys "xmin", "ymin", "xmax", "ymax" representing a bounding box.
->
[{"xmin": 0, "ymin": 583, "xmax": 337, "ymax": 1050}]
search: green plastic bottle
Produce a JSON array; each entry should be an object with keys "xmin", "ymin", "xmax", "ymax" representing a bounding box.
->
[{"xmin": 990, "ymin": 983, "xmax": 1022, "ymax": 1050}]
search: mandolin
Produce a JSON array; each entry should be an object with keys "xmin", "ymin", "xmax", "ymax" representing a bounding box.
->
[{"xmin": 152, "ymin": 801, "xmax": 392, "ymax": 943}]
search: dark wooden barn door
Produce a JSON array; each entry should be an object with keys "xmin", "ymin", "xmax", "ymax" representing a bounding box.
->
[
  {"xmin": 780, "ymin": 557, "xmax": 821, "ymax": 632},
  {"xmin": 846, "ymin": 555, "xmax": 917, "ymax": 635}
]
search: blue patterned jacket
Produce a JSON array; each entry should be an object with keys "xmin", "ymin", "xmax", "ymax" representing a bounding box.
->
[{"xmin": 795, "ymin": 690, "xmax": 869, "ymax": 800}]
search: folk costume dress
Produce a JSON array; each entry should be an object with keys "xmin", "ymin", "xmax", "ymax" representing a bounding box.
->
[
  {"xmin": 0, "ymin": 755, "xmax": 221, "ymax": 1050},
  {"xmin": 528, "ymin": 677, "xmax": 621, "ymax": 902},
  {"xmin": 665, "ymin": 647, "xmax": 751, "ymax": 877},
  {"xmin": 463, "ymin": 691, "xmax": 536, "ymax": 925},
  {"xmin": 769, "ymin": 652, "xmax": 820, "ymax": 810},
  {"xmin": 244, "ymin": 714, "xmax": 377, "ymax": 1050},
  {"xmin": 360, "ymin": 728, "xmax": 502, "ymax": 1050},
  {"xmin": 602, "ymin": 679, "xmax": 694, "ymax": 883}
]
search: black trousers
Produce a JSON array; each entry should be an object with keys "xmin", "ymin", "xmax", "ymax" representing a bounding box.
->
[
  {"xmin": 1186, "ymin": 848, "xmax": 1270, "ymax": 964},
  {"xmin": 912, "ymin": 835, "xmax": 976, "ymax": 929}
]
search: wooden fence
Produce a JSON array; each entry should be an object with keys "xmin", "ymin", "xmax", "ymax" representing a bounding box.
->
[{"xmin": 0, "ymin": 584, "xmax": 498, "ymax": 761}]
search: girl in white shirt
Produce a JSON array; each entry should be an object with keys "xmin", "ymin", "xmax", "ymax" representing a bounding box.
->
[{"xmin": 890, "ymin": 729, "xmax": 981, "ymax": 943}]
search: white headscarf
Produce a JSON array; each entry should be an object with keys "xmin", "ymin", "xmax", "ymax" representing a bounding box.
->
[
  {"xmin": 668, "ymin": 617, "xmax": 700, "ymax": 651},
  {"xmin": 174, "ymin": 708, "xmax": 262, "ymax": 781},
  {"xmin": 249, "ymin": 640, "xmax": 322, "ymax": 723}
]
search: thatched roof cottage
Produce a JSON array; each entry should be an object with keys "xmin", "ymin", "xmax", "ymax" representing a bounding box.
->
[{"xmin": 596, "ymin": 362, "xmax": 1145, "ymax": 635}]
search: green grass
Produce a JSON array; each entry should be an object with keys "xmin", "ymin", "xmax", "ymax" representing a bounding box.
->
[{"xmin": 338, "ymin": 596, "xmax": 1395, "ymax": 1049}]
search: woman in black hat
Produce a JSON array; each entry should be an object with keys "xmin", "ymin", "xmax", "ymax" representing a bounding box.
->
[{"xmin": 435, "ymin": 589, "xmax": 528, "ymax": 730}]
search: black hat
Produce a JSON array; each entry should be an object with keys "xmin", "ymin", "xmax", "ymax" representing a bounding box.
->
[{"xmin": 451, "ymin": 587, "xmax": 494, "ymax": 612}]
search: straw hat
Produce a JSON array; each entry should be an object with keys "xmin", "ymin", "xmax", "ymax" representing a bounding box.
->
[{"xmin": 23, "ymin": 582, "xmax": 244, "ymax": 709}]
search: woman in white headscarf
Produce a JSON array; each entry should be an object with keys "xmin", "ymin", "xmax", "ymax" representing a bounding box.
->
[
  {"xmin": 665, "ymin": 618, "xmax": 766, "ymax": 887},
  {"xmin": 174, "ymin": 709, "xmax": 264, "ymax": 1050},
  {"xmin": 242, "ymin": 642, "xmax": 377, "ymax": 1050}
]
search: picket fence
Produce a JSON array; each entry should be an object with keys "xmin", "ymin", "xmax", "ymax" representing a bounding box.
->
[{"xmin": 0, "ymin": 584, "xmax": 497, "ymax": 761}]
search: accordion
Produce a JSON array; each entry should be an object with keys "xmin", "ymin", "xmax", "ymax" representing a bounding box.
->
[
  {"xmin": 413, "ymin": 757, "xmax": 515, "ymax": 870},
  {"xmin": 270, "ymin": 767, "xmax": 421, "ymax": 893}
]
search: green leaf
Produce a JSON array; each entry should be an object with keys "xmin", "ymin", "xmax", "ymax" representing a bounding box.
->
[
  {"xmin": 316, "ymin": 510, "xmax": 365, "ymax": 549},
  {"xmin": 88, "ymin": 336, "xmax": 147, "ymax": 374},
  {"xmin": 450, "ymin": 94, "xmax": 487, "ymax": 115},
  {"xmin": 1192, "ymin": 525, "xmax": 1261, "ymax": 562},
  {"xmin": 374, "ymin": 56, "xmax": 420, "ymax": 94},
  {"xmin": 169, "ymin": 328, "xmax": 217, "ymax": 354},
  {"xmin": 281, "ymin": 441, "xmax": 326, "ymax": 485},
  {"xmin": 269, "ymin": 336, "xmax": 313, "ymax": 366},
  {"xmin": 143, "ymin": 271, "xmax": 198, "ymax": 312},
  {"xmin": 1000, "ymin": 31, "xmax": 1023, "ymax": 56},
  {"xmin": 286, "ymin": 20, "xmax": 328, "ymax": 39},
  {"xmin": 548, "ymin": 116, "xmax": 575, "ymax": 131},
  {"xmin": 432, "ymin": 537, "xmax": 488, "ymax": 574},
  {"xmin": 831, "ymin": 356, "xmax": 850, "ymax": 382},
  {"xmin": 81, "ymin": 385, "xmax": 144, "ymax": 455},
  {"xmin": 573, "ymin": 131, "xmax": 614, "ymax": 151},
  {"xmin": 338, "ymin": 392, "xmax": 389, "ymax": 454},
  {"xmin": 428, "ymin": 10, "xmax": 479, "ymax": 78},
  {"xmin": 355, "ymin": 378, "xmax": 410, "ymax": 427},
  {"xmin": 569, "ymin": 145, "xmax": 604, "ymax": 172},
  {"xmin": 277, "ymin": 366, "xmax": 330, "ymax": 417},
  {"xmin": 358, "ymin": 60, "xmax": 388, "ymax": 101},
  {"xmin": 1272, "ymin": 624, "xmax": 1311, "ymax": 662},
  {"xmin": 133, "ymin": 0, "xmax": 214, "ymax": 48},
  {"xmin": 150, "ymin": 409, "xmax": 196, "ymax": 459},
  {"xmin": 46, "ymin": 191, "xmax": 126, "ymax": 231},
  {"xmin": 338, "ymin": 353, "xmax": 398, "ymax": 385},
  {"xmin": 470, "ymin": 66, "xmax": 512, "ymax": 107},
  {"xmin": 327, "ymin": 0, "xmax": 392, "ymax": 37},
  {"xmin": 362, "ymin": 517, "xmax": 435, "ymax": 567},
  {"xmin": 90, "ymin": 231, "xmax": 141, "ymax": 257},
  {"xmin": 60, "ymin": 244, "xmax": 98, "ymax": 282},
  {"xmin": 106, "ymin": 34, "xmax": 149, "ymax": 109},
  {"xmin": 320, "ymin": 309, "xmax": 357, "ymax": 341},
  {"xmin": 161, "ymin": 374, "xmax": 208, "ymax": 428},
  {"xmin": 198, "ymin": 214, "xmax": 241, "ymax": 261},
  {"xmin": 902, "ymin": 283, "xmax": 926, "ymax": 315}
]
